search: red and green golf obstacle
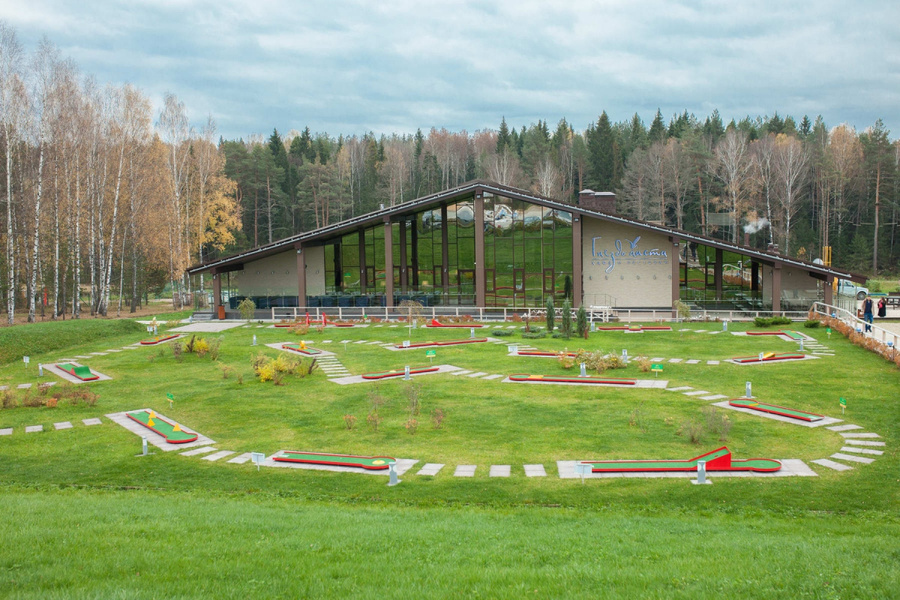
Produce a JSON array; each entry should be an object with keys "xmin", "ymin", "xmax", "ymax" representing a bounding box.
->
[
  {"xmin": 515, "ymin": 350, "xmax": 578, "ymax": 357},
  {"xmin": 426, "ymin": 319, "xmax": 483, "ymax": 328},
  {"xmin": 126, "ymin": 409, "xmax": 198, "ymax": 444},
  {"xmin": 272, "ymin": 450, "xmax": 395, "ymax": 470},
  {"xmin": 731, "ymin": 352, "xmax": 806, "ymax": 364},
  {"xmin": 394, "ymin": 338, "xmax": 487, "ymax": 349},
  {"xmin": 281, "ymin": 342, "xmax": 323, "ymax": 355},
  {"xmin": 362, "ymin": 366, "xmax": 440, "ymax": 380},
  {"xmin": 728, "ymin": 398, "xmax": 825, "ymax": 422},
  {"xmin": 580, "ymin": 446, "xmax": 781, "ymax": 473},
  {"xmin": 596, "ymin": 325, "xmax": 672, "ymax": 332},
  {"xmin": 139, "ymin": 334, "xmax": 181, "ymax": 345},
  {"xmin": 509, "ymin": 373, "xmax": 637, "ymax": 385},
  {"xmin": 56, "ymin": 363, "xmax": 100, "ymax": 381}
]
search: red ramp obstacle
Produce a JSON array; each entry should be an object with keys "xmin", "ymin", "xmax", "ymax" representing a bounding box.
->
[
  {"xmin": 508, "ymin": 373, "xmax": 637, "ymax": 385},
  {"xmin": 126, "ymin": 409, "xmax": 198, "ymax": 444},
  {"xmin": 728, "ymin": 398, "xmax": 824, "ymax": 422},
  {"xmin": 426, "ymin": 319, "xmax": 483, "ymax": 328},
  {"xmin": 394, "ymin": 338, "xmax": 488, "ymax": 349},
  {"xmin": 731, "ymin": 352, "xmax": 806, "ymax": 364},
  {"xmin": 273, "ymin": 451, "xmax": 395, "ymax": 470},
  {"xmin": 56, "ymin": 363, "xmax": 100, "ymax": 381},
  {"xmin": 362, "ymin": 366, "xmax": 440, "ymax": 380},
  {"xmin": 580, "ymin": 446, "xmax": 781, "ymax": 473}
]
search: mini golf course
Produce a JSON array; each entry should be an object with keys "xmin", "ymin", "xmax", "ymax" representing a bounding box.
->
[
  {"xmin": 508, "ymin": 373, "xmax": 637, "ymax": 385},
  {"xmin": 515, "ymin": 350, "xmax": 579, "ymax": 357},
  {"xmin": 139, "ymin": 334, "xmax": 181, "ymax": 345},
  {"xmin": 395, "ymin": 338, "xmax": 488, "ymax": 348},
  {"xmin": 731, "ymin": 352, "xmax": 807, "ymax": 364},
  {"xmin": 126, "ymin": 409, "xmax": 199, "ymax": 444},
  {"xmin": 281, "ymin": 343, "xmax": 323, "ymax": 355},
  {"xmin": 56, "ymin": 363, "xmax": 100, "ymax": 381},
  {"xmin": 426, "ymin": 319, "xmax": 483, "ymax": 328},
  {"xmin": 272, "ymin": 451, "xmax": 395, "ymax": 470},
  {"xmin": 747, "ymin": 330, "xmax": 806, "ymax": 341},
  {"xmin": 728, "ymin": 398, "xmax": 825, "ymax": 422},
  {"xmin": 596, "ymin": 325, "xmax": 672, "ymax": 331},
  {"xmin": 362, "ymin": 366, "xmax": 440, "ymax": 380},
  {"xmin": 580, "ymin": 446, "xmax": 782, "ymax": 473}
]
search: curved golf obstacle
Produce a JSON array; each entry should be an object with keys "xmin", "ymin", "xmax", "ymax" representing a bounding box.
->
[
  {"xmin": 362, "ymin": 366, "xmax": 440, "ymax": 380},
  {"xmin": 281, "ymin": 342, "xmax": 323, "ymax": 356},
  {"xmin": 581, "ymin": 446, "xmax": 782, "ymax": 473},
  {"xmin": 272, "ymin": 451, "xmax": 395, "ymax": 470},
  {"xmin": 395, "ymin": 338, "xmax": 488, "ymax": 349},
  {"xmin": 731, "ymin": 352, "xmax": 807, "ymax": 364},
  {"xmin": 139, "ymin": 334, "xmax": 181, "ymax": 345},
  {"xmin": 56, "ymin": 363, "xmax": 100, "ymax": 382},
  {"xmin": 126, "ymin": 409, "xmax": 198, "ymax": 444},
  {"xmin": 728, "ymin": 398, "xmax": 824, "ymax": 422},
  {"xmin": 509, "ymin": 373, "xmax": 637, "ymax": 385},
  {"xmin": 426, "ymin": 319, "xmax": 483, "ymax": 328}
]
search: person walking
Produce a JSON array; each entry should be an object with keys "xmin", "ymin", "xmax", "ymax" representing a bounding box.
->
[
  {"xmin": 863, "ymin": 296, "xmax": 874, "ymax": 332},
  {"xmin": 877, "ymin": 297, "xmax": 887, "ymax": 318}
]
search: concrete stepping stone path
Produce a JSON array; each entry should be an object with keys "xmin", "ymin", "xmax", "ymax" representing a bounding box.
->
[
  {"xmin": 467, "ymin": 371, "xmax": 488, "ymax": 378},
  {"xmin": 0, "ymin": 428, "xmax": 12, "ymax": 436},
  {"xmin": 707, "ymin": 360, "xmax": 720, "ymax": 365},
  {"xmin": 25, "ymin": 425, "xmax": 43, "ymax": 433},
  {"xmin": 482, "ymin": 374, "xmax": 504, "ymax": 380},
  {"xmin": 82, "ymin": 418, "xmax": 102, "ymax": 426},
  {"xmin": 683, "ymin": 390, "xmax": 711, "ymax": 396},
  {"xmin": 840, "ymin": 432, "xmax": 880, "ymax": 438},
  {"xmin": 227, "ymin": 452, "xmax": 254, "ymax": 464},
  {"xmin": 202, "ymin": 450, "xmax": 236, "ymax": 462},
  {"xmin": 454, "ymin": 465, "xmax": 476, "ymax": 477},
  {"xmin": 665, "ymin": 386, "xmax": 693, "ymax": 392},
  {"xmin": 701, "ymin": 394, "xmax": 728, "ymax": 401},
  {"xmin": 17, "ymin": 383, "xmax": 32, "ymax": 389},
  {"xmin": 839, "ymin": 446, "xmax": 883, "ymax": 456},
  {"xmin": 831, "ymin": 453, "xmax": 875, "ymax": 464},
  {"xmin": 844, "ymin": 440, "xmax": 885, "ymax": 447},
  {"xmin": 54, "ymin": 421, "xmax": 73, "ymax": 430},
  {"xmin": 524, "ymin": 464, "xmax": 547, "ymax": 477},
  {"xmin": 416, "ymin": 463, "xmax": 444, "ymax": 476},
  {"xmin": 812, "ymin": 459, "xmax": 853, "ymax": 471},
  {"xmin": 489, "ymin": 465, "xmax": 511, "ymax": 477},
  {"xmin": 827, "ymin": 424, "xmax": 862, "ymax": 431},
  {"xmin": 180, "ymin": 446, "xmax": 218, "ymax": 457}
]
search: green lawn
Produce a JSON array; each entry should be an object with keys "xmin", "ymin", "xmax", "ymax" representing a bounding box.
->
[{"xmin": 1, "ymin": 318, "xmax": 898, "ymax": 598}]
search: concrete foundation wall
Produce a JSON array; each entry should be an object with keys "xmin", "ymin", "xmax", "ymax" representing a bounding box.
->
[{"xmin": 581, "ymin": 218, "xmax": 672, "ymax": 308}]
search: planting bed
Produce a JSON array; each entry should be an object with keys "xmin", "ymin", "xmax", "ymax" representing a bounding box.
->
[{"xmin": 581, "ymin": 446, "xmax": 782, "ymax": 473}]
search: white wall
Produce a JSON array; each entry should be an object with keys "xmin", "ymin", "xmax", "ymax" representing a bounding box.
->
[
  {"xmin": 233, "ymin": 253, "xmax": 298, "ymax": 296},
  {"xmin": 581, "ymin": 218, "xmax": 673, "ymax": 308},
  {"xmin": 304, "ymin": 245, "xmax": 326, "ymax": 296}
]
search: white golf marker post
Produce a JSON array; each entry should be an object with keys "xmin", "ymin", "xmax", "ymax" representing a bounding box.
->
[
  {"xmin": 745, "ymin": 381, "xmax": 752, "ymax": 398},
  {"xmin": 251, "ymin": 452, "xmax": 266, "ymax": 472}
]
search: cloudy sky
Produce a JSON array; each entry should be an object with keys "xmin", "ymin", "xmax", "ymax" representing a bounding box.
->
[{"xmin": 4, "ymin": 0, "xmax": 899, "ymax": 139}]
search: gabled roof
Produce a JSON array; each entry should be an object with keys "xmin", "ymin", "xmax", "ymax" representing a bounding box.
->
[{"xmin": 187, "ymin": 179, "xmax": 865, "ymax": 284}]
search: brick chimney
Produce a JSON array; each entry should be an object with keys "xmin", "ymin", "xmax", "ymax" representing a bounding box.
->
[{"xmin": 578, "ymin": 189, "xmax": 617, "ymax": 214}]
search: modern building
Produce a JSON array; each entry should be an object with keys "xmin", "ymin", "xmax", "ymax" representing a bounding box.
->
[{"xmin": 187, "ymin": 180, "xmax": 864, "ymax": 316}]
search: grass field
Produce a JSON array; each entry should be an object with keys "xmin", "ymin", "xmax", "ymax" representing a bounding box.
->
[{"xmin": 0, "ymin": 317, "xmax": 898, "ymax": 598}]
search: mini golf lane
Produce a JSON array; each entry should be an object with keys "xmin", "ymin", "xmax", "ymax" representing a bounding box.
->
[
  {"xmin": 126, "ymin": 409, "xmax": 199, "ymax": 443},
  {"xmin": 395, "ymin": 338, "xmax": 488, "ymax": 349},
  {"xmin": 273, "ymin": 451, "xmax": 395, "ymax": 470},
  {"xmin": 515, "ymin": 351, "xmax": 579, "ymax": 357},
  {"xmin": 426, "ymin": 319, "xmax": 483, "ymax": 328},
  {"xmin": 509, "ymin": 373, "xmax": 637, "ymax": 385},
  {"xmin": 581, "ymin": 446, "xmax": 781, "ymax": 473},
  {"xmin": 362, "ymin": 366, "xmax": 440, "ymax": 379},
  {"xmin": 731, "ymin": 352, "xmax": 809, "ymax": 364},
  {"xmin": 139, "ymin": 334, "xmax": 182, "ymax": 345},
  {"xmin": 56, "ymin": 363, "xmax": 100, "ymax": 381},
  {"xmin": 729, "ymin": 398, "xmax": 824, "ymax": 422},
  {"xmin": 281, "ymin": 343, "xmax": 323, "ymax": 355},
  {"xmin": 746, "ymin": 330, "xmax": 806, "ymax": 341},
  {"xmin": 596, "ymin": 325, "xmax": 672, "ymax": 332}
]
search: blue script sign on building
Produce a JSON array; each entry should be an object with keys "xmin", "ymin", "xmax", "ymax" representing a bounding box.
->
[{"xmin": 590, "ymin": 236, "xmax": 668, "ymax": 273}]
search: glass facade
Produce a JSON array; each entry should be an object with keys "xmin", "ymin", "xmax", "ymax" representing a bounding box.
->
[{"xmin": 311, "ymin": 192, "xmax": 573, "ymax": 308}]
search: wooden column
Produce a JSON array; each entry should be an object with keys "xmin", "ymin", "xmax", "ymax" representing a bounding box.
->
[
  {"xmin": 383, "ymin": 219, "xmax": 394, "ymax": 307},
  {"xmin": 411, "ymin": 220, "xmax": 419, "ymax": 289},
  {"xmin": 824, "ymin": 275, "xmax": 834, "ymax": 306},
  {"xmin": 670, "ymin": 237, "xmax": 680, "ymax": 317},
  {"xmin": 714, "ymin": 248, "xmax": 723, "ymax": 301},
  {"xmin": 441, "ymin": 205, "xmax": 450, "ymax": 298},
  {"xmin": 399, "ymin": 220, "xmax": 408, "ymax": 291},
  {"xmin": 772, "ymin": 263, "xmax": 782, "ymax": 313},
  {"xmin": 211, "ymin": 268, "xmax": 222, "ymax": 314},
  {"xmin": 572, "ymin": 215, "xmax": 582, "ymax": 307},
  {"xmin": 474, "ymin": 193, "xmax": 485, "ymax": 307},
  {"xmin": 294, "ymin": 242, "xmax": 306, "ymax": 307}
]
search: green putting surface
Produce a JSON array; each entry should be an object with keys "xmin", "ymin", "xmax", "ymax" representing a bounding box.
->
[
  {"xmin": 126, "ymin": 410, "xmax": 198, "ymax": 443},
  {"xmin": 57, "ymin": 363, "xmax": 99, "ymax": 381},
  {"xmin": 281, "ymin": 343, "xmax": 322, "ymax": 355},
  {"xmin": 273, "ymin": 451, "xmax": 395, "ymax": 470},
  {"xmin": 582, "ymin": 447, "xmax": 781, "ymax": 472},
  {"xmin": 729, "ymin": 398, "xmax": 824, "ymax": 421}
]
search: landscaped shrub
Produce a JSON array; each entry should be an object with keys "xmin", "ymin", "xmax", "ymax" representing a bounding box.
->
[
  {"xmin": 702, "ymin": 406, "xmax": 732, "ymax": 441},
  {"xmin": 545, "ymin": 296, "xmax": 555, "ymax": 332},
  {"xmin": 2, "ymin": 390, "xmax": 17, "ymax": 409},
  {"xmin": 522, "ymin": 331, "xmax": 547, "ymax": 339},
  {"xmin": 561, "ymin": 299, "xmax": 572, "ymax": 339},
  {"xmin": 637, "ymin": 358, "xmax": 651, "ymax": 372},
  {"xmin": 673, "ymin": 299, "xmax": 691, "ymax": 320},
  {"xmin": 576, "ymin": 305, "xmax": 588, "ymax": 339},
  {"xmin": 676, "ymin": 419, "xmax": 704, "ymax": 444},
  {"xmin": 629, "ymin": 402, "xmax": 647, "ymax": 433},
  {"xmin": 171, "ymin": 342, "xmax": 183, "ymax": 362},
  {"xmin": 431, "ymin": 408, "xmax": 445, "ymax": 429},
  {"xmin": 405, "ymin": 418, "xmax": 419, "ymax": 435},
  {"xmin": 238, "ymin": 298, "xmax": 256, "ymax": 321},
  {"xmin": 343, "ymin": 414, "xmax": 357, "ymax": 430},
  {"xmin": 557, "ymin": 352, "xmax": 577, "ymax": 369},
  {"xmin": 491, "ymin": 329, "xmax": 514, "ymax": 337},
  {"xmin": 366, "ymin": 411, "xmax": 383, "ymax": 432},
  {"xmin": 405, "ymin": 381, "xmax": 421, "ymax": 416},
  {"xmin": 803, "ymin": 319, "xmax": 821, "ymax": 328},
  {"xmin": 754, "ymin": 316, "xmax": 792, "ymax": 327}
]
